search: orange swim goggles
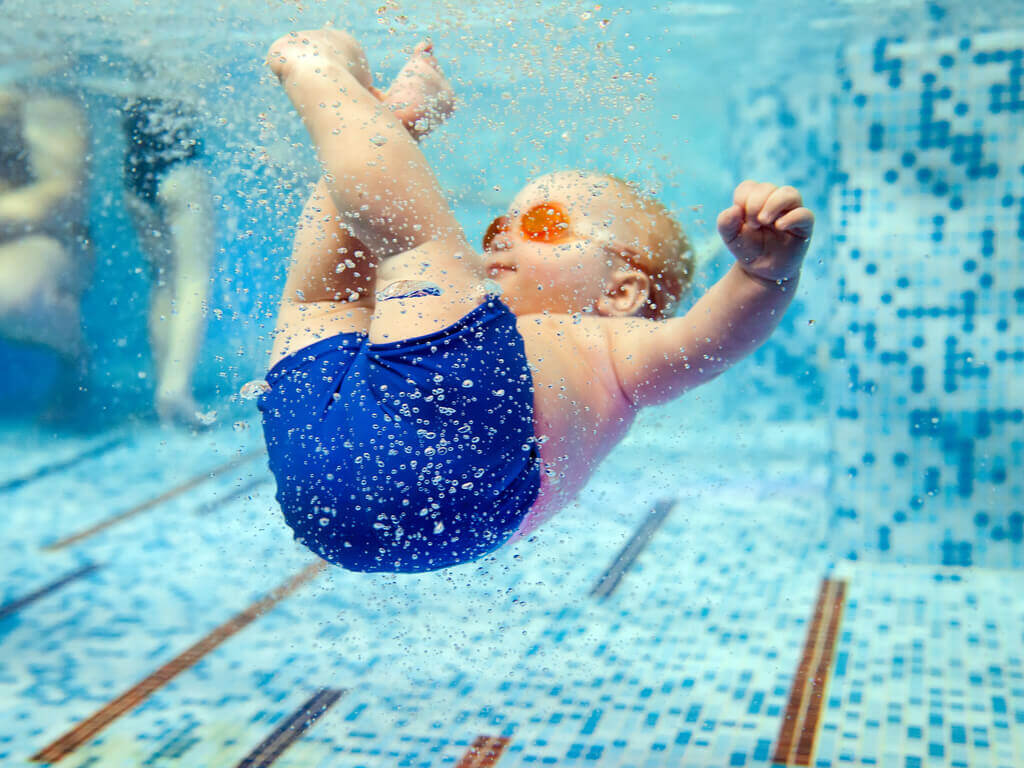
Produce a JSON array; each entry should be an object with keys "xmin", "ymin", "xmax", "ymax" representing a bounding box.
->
[{"xmin": 483, "ymin": 201, "xmax": 576, "ymax": 251}]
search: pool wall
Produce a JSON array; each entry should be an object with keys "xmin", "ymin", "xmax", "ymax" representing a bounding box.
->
[{"xmin": 825, "ymin": 31, "xmax": 1024, "ymax": 568}]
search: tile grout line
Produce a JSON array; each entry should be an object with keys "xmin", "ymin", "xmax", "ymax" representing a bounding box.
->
[
  {"xmin": 454, "ymin": 735, "xmax": 512, "ymax": 768},
  {"xmin": 195, "ymin": 476, "xmax": 272, "ymax": 516},
  {"xmin": 44, "ymin": 451, "xmax": 264, "ymax": 550},
  {"xmin": 772, "ymin": 579, "xmax": 830, "ymax": 764},
  {"xmin": 772, "ymin": 578, "xmax": 848, "ymax": 766},
  {"xmin": 795, "ymin": 580, "xmax": 846, "ymax": 765},
  {"xmin": 589, "ymin": 498, "xmax": 675, "ymax": 599},
  {"xmin": 0, "ymin": 563, "xmax": 102, "ymax": 621},
  {"xmin": 235, "ymin": 687, "xmax": 345, "ymax": 768},
  {"xmin": 788, "ymin": 580, "xmax": 837, "ymax": 766},
  {"xmin": 0, "ymin": 435, "xmax": 128, "ymax": 494},
  {"xmin": 30, "ymin": 560, "xmax": 326, "ymax": 764}
]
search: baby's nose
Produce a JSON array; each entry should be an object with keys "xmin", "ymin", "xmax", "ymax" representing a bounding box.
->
[{"xmin": 491, "ymin": 233, "xmax": 512, "ymax": 251}]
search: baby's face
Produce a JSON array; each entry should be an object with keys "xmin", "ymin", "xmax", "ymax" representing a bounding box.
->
[{"xmin": 482, "ymin": 172, "xmax": 644, "ymax": 316}]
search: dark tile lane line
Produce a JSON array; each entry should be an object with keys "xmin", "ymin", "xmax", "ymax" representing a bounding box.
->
[
  {"xmin": 31, "ymin": 560, "xmax": 326, "ymax": 764},
  {"xmin": 0, "ymin": 562, "xmax": 102, "ymax": 621},
  {"xmin": 772, "ymin": 577, "xmax": 848, "ymax": 767},
  {"xmin": 44, "ymin": 451, "xmax": 264, "ymax": 550},
  {"xmin": 455, "ymin": 735, "xmax": 512, "ymax": 768},
  {"xmin": 0, "ymin": 435, "xmax": 128, "ymax": 494},
  {"xmin": 589, "ymin": 499, "xmax": 675, "ymax": 600},
  {"xmin": 235, "ymin": 688, "xmax": 345, "ymax": 768},
  {"xmin": 195, "ymin": 476, "xmax": 271, "ymax": 516}
]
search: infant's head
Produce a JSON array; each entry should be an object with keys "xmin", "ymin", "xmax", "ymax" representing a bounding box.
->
[{"xmin": 482, "ymin": 170, "xmax": 693, "ymax": 319}]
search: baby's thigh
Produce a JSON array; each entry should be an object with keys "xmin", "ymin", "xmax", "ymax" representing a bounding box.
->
[{"xmin": 368, "ymin": 237, "xmax": 488, "ymax": 345}]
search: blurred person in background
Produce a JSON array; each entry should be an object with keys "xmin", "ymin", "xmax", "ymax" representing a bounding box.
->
[
  {"xmin": 122, "ymin": 94, "xmax": 214, "ymax": 427},
  {"xmin": 0, "ymin": 82, "xmax": 91, "ymax": 418}
]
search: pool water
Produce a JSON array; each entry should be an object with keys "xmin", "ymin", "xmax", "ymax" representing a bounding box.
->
[{"xmin": 2, "ymin": 1, "xmax": 1023, "ymax": 766}]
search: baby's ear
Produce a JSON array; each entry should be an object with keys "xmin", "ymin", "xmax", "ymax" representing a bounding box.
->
[{"xmin": 596, "ymin": 267, "xmax": 650, "ymax": 318}]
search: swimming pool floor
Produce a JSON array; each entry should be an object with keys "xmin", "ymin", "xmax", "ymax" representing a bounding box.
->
[{"xmin": 1, "ymin": 417, "xmax": 1021, "ymax": 767}]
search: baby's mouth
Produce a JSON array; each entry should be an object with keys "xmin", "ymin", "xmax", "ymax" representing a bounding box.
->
[{"xmin": 486, "ymin": 262, "xmax": 516, "ymax": 277}]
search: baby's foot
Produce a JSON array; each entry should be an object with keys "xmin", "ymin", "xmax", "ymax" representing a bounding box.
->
[{"xmin": 383, "ymin": 41, "xmax": 456, "ymax": 140}]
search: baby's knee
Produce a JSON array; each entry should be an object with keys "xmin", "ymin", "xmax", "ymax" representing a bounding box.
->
[{"xmin": 266, "ymin": 29, "xmax": 371, "ymax": 85}]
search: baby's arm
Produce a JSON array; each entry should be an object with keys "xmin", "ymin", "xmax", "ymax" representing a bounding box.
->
[{"xmin": 605, "ymin": 181, "xmax": 814, "ymax": 408}]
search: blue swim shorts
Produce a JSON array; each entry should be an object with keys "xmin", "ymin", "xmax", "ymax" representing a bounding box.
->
[{"xmin": 258, "ymin": 297, "xmax": 541, "ymax": 573}]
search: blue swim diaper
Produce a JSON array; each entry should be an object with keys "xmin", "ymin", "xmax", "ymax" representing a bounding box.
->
[{"xmin": 258, "ymin": 297, "xmax": 541, "ymax": 573}]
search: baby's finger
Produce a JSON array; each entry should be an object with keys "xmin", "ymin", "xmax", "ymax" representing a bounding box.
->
[
  {"xmin": 717, "ymin": 204, "xmax": 744, "ymax": 244},
  {"xmin": 775, "ymin": 207, "xmax": 815, "ymax": 240},
  {"xmin": 743, "ymin": 182, "xmax": 776, "ymax": 224},
  {"xmin": 732, "ymin": 179, "xmax": 759, "ymax": 209},
  {"xmin": 757, "ymin": 185, "xmax": 802, "ymax": 226}
]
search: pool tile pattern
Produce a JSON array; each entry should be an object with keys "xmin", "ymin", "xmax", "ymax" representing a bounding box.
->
[
  {"xmin": 726, "ymin": 72, "xmax": 835, "ymax": 423},
  {"xmin": 827, "ymin": 30, "xmax": 1024, "ymax": 567},
  {"xmin": 1, "ymin": 418, "xmax": 1020, "ymax": 766}
]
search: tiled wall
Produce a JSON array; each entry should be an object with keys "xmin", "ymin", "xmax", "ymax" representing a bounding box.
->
[
  {"xmin": 826, "ymin": 31, "xmax": 1024, "ymax": 568},
  {"xmin": 724, "ymin": 73, "xmax": 834, "ymax": 421}
]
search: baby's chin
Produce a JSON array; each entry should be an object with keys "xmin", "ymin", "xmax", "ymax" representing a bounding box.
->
[{"xmin": 488, "ymin": 277, "xmax": 533, "ymax": 315}]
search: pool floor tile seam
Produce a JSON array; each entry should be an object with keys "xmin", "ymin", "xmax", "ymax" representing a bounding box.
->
[
  {"xmin": 29, "ymin": 560, "xmax": 326, "ymax": 764},
  {"xmin": 43, "ymin": 451, "xmax": 264, "ymax": 550},
  {"xmin": 0, "ymin": 434, "xmax": 129, "ymax": 494},
  {"xmin": 235, "ymin": 687, "xmax": 345, "ymax": 768},
  {"xmin": 0, "ymin": 562, "xmax": 101, "ymax": 621}
]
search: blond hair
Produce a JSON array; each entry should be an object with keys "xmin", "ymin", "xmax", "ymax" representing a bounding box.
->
[{"xmin": 598, "ymin": 175, "xmax": 694, "ymax": 320}]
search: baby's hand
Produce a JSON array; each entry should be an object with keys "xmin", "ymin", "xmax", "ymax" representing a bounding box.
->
[
  {"xmin": 716, "ymin": 181, "xmax": 814, "ymax": 283},
  {"xmin": 379, "ymin": 41, "xmax": 456, "ymax": 141}
]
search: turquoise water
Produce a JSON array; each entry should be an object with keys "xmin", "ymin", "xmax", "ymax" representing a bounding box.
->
[{"xmin": 2, "ymin": 2, "xmax": 1024, "ymax": 766}]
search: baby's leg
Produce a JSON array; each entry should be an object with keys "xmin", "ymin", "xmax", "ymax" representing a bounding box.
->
[
  {"xmin": 269, "ymin": 177, "xmax": 377, "ymax": 364},
  {"xmin": 268, "ymin": 30, "xmax": 486, "ymax": 344}
]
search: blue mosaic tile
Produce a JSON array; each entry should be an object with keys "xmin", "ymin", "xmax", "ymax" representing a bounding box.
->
[{"xmin": 826, "ymin": 31, "xmax": 1024, "ymax": 567}]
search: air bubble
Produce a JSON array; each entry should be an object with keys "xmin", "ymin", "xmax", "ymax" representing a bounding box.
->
[
  {"xmin": 196, "ymin": 410, "xmax": 218, "ymax": 426},
  {"xmin": 240, "ymin": 380, "xmax": 270, "ymax": 399},
  {"xmin": 369, "ymin": 133, "xmax": 388, "ymax": 146}
]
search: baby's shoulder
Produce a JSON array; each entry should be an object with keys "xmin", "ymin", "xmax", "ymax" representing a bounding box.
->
[{"xmin": 515, "ymin": 312, "xmax": 638, "ymax": 417}]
